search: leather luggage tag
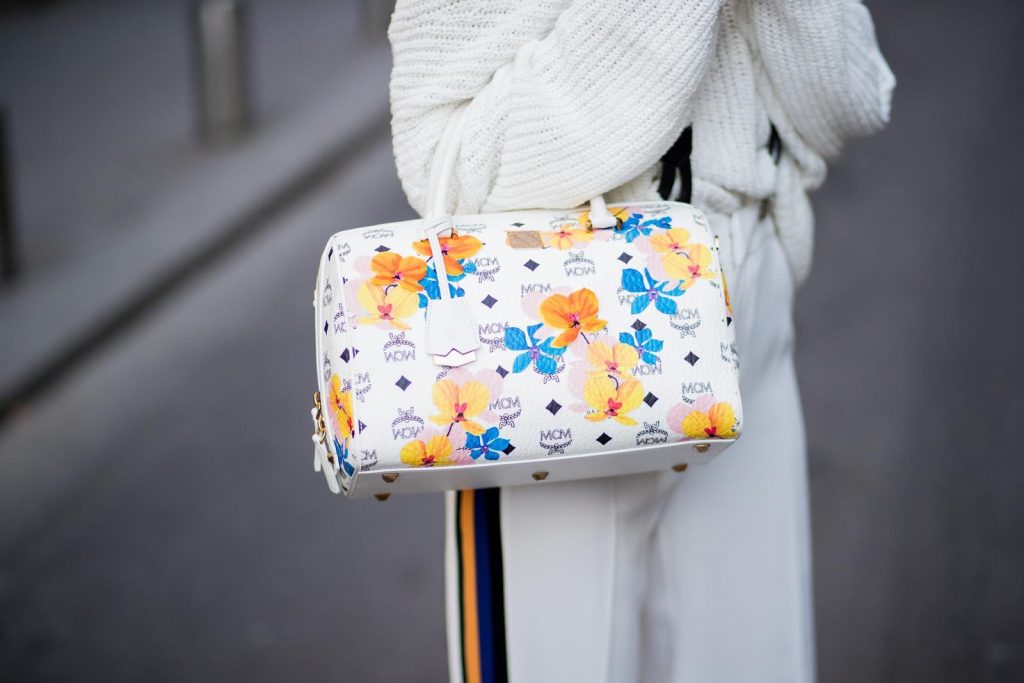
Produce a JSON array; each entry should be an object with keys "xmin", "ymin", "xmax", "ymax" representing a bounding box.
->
[
  {"xmin": 425, "ymin": 297, "xmax": 480, "ymax": 367},
  {"xmin": 506, "ymin": 230, "xmax": 546, "ymax": 249}
]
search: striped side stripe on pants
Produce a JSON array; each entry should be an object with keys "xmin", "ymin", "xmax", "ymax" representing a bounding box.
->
[{"xmin": 447, "ymin": 488, "xmax": 508, "ymax": 683}]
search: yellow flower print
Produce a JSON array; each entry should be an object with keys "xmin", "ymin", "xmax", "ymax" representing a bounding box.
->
[
  {"xmin": 400, "ymin": 435, "xmax": 455, "ymax": 467},
  {"xmin": 544, "ymin": 224, "xmax": 594, "ymax": 250},
  {"xmin": 539, "ymin": 288, "xmax": 607, "ymax": 347},
  {"xmin": 356, "ymin": 282, "xmax": 418, "ymax": 330},
  {"xmin": 412, "ymin": 233, "xmax": 483, "ymax": 276},
  {"xmin": 682, "ymin": 402, "xmax": 738, "ymax": 439},
  {"xmin": 369, "ymin": 252, "xmax": 427, "ymax": 292},
  {"xmin": 327, "ymin": 373, "xmax": 354, "ymax": 439},
  {"xmin": 648, "ymin": 228, "xmax": 692, "ymax": 255},
  {"xmin": 584, "ymin": 375, "xmax": 644, "ymax": 426},
  {"xmin": 663, "ymin": 243, "xmax": 714, "ymax": 288},
  {"xmin": 429, "ymin": 379, "xmax": 490, "ymax": 436},
  {"xmin": 587, "ymin": 342, "xmax": 639, "ymax": 378}
]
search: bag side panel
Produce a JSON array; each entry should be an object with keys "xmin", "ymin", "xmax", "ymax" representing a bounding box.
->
[{"xmin": 315, "ymin": 237, "xmax": 360, "ymax": 491}]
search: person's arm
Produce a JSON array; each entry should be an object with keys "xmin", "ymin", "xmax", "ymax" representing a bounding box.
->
[
  {"xmin": 389, "ymin": 0, "xmax": 726, "ymax": 215},
  {"xmin": 741, "ymin": 0, "xmax": 895, "ymax": 159}
]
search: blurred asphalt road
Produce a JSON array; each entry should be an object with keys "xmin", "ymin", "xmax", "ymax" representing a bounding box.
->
[
  {"xmin": 0, "ymin": 140, "xmax": 445, "ymax": 682},
  {"xmin": 1, "ymin": 2, "xmax": 1023, "ymax": 682}
]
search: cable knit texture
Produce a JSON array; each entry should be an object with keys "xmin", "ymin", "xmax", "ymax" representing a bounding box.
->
[{"xmin": 389, "ymin": 0, "xmax": 894, "ymax": 284}]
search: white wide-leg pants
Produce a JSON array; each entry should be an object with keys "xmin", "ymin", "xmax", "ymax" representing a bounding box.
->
[{"xmin": 445, "ymin": 205, "xmax": 816, "ymax": 683}]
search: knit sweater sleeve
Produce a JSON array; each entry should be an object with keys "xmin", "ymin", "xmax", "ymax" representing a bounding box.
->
[
  {"xmin": 388, "ymin": 0, "xmax": 726, "ymax": 216},
  {"xmin": 742, "ymin": 0, "xmax": 895, "ymax": 159}
]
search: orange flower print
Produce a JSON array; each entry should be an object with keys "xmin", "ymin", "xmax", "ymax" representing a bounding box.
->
[
  {"xmin": 682, "ymin": 402, "xmax": 737, "ymax": 439},
  {"xmin": 356, "ymin": 282, "xmax": 418, "ymax": 329},
  {"xmin": 584, "ymin": 375, "xmax": 644, "ymax": 426},
  {"xmin": 327, "ymin": 373, "xmax": 354, "ymax": 439},
  {"xmin": 587, "ymin": 342, "xmax": 639, "ymax": 378},
  {"xmin": 648, "ymin": 227, "xmax": 691, "ymax": 255},
  {"xmin": 400, "ymin": 434, "xmax": 455, "ymax": 467},
  {"xmin": 544, "ymin": 223, "xmax": 594, "ymax": 250},
  {"xmin": 412, "ymin": 233, "xmax": 483, "ymax": 276},
  {"xmin": 539, "ymin": 288, "xmax": 607, "ymax": 347},
  {"xmin": 369, "ymin": 252, "xmax": 427, "ymax": 291},
  {"xmin": 663, "ymin": 243, "xmax": 714, "ymax": 288},
  {"xmin": 722, "ymin": 268, "xmax": 734, "ymax": 317},
  {"xmin": 429, "ymin": 379, "xmax": 490, "ymax": 436}
]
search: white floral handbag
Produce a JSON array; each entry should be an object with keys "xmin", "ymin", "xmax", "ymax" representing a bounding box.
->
[{"xmin": 311, "ymin": 107, "xmax": 742, "ymax": 498}]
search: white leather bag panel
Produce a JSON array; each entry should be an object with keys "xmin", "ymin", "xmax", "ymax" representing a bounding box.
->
[{"xmin": 313, "ymin": 201, "xmax": 741, "ymax": 496}]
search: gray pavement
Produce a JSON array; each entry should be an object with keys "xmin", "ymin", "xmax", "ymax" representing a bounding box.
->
[
  {"xmin": 1, "ymin": 1, "xmax": 1023, "ymax": 682},
  {"xmin": 0, "ymin": 140, "xmax": 444, "ymax": 682},
  {"xmin": 0, "ymin": 0, "xmax": 366, "ymax": 272}
]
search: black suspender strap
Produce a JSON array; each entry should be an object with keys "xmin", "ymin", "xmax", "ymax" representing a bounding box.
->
[
  {"xmin": 658, "ymin": 126, "xmax": 693, "ymax": 203},
  {"xmin": 767, "ymin": 123, "xmax": 782, "ymax": 164},
  {"xmin": 658, "ymin": 123, "xmax": 782, "ymax": 205}
]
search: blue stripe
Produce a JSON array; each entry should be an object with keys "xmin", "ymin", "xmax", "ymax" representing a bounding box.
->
[{"xmin": 474, "ymin": 490, "xmax": 496, "ymax": 683}]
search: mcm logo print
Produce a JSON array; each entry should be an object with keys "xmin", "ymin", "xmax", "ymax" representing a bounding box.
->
[
  {"xmin": 354, "ymin": 371, "xmax": 372, "ymax": 403},
  {"xmin": 334, "ymin": 241, "xmax": 352, "ymax": 262},
  {"xmin": 322, "ymin": 354, "xmax": 332, "ymax": 383},
  {"xmin": 383, "ymin": 332, "xmax": 416, "ymax": 362},
  {"xmin": 520, "ymin": 282, "xmax": 552, "ymax": 296},
  {"xmin": 478, "ymin": 320, "xmax": 508, "ymax": 353},
  {"xmin": 721, "ymin": 341, "xmax": 739, "ymax": 369},
  {"xmin": 539, "ymin": 427, "xmax": 573, "ymax": 455},
  {"xmin": 563, "ymin": 251, "xmax": 596, "ymax": 277},
  {"xmin": 467, "ymin": 255, "xmax": 501, "ymax": 283},
  {"xmin": 322, "ymin": 281, "xmax": 333, "ymax": 307},
  {"xmin": 490, "ymin": 395, "xmax": 522, "ymax": 429},
  {"xmin": 670, "ymin": 319, "xmax": 701, "ymax": 338},
  {"xmin": 670, "ymin": 308, "xmax": 702, "ymax": 338},
  {"xmin": 361, "ymin": 227, "xmax": 394, "ymax": 240},
  {"xmin": 617, "ymin": 287, "xmax": 639, "ymax": 308},
  {"xmin": 391, "ymin": 407, "xmax": 425, "ymax": 441},
  {"xmin": 538, "ymin": 357, "xmax": 566, "ymax": 384},
  {"xmin": 498, "ymin": 408, "xmax": 521, "ymax": 429},
  {"xmin": 643, "ymin": 203, "xmax": 671, "ymax": 216},
  {"xmin": 359, "ymin": 449, "xmax": 379, "ymax": 469},
  {"xmin": 453, "ymin": 222, "xmax": 486, "ymax": 234},
  {"xmin": 636, "ymin": 421, "xmax": 669, "ymax": 445},
  {"xmin": 632, "ymin": 359, "xmax": 663, "ymax": 376},
  {"xmin": 681, "ymin": 381, "xmax": 713, "ymax": 400},
  {"xmin": 332, "ymin": 303, "xmax": 347, "ymax": 334}
]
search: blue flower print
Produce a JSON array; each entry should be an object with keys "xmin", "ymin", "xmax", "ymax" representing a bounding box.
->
[
  {"xmin": 418, "ymin": 264, "xmax": 466, "ymax": 308},
  {"xmin": 619, "ymin": 327, "xmax": 665, "ymax": 365},
  {"xmin": 334, "ymin": 436, "xmax": 355, "ymax": 477},
  {"xmin": 505, "ymin": 322, "xmax": 566, "ymax": 375},
  {"xmin": 621, "ymin": 268, "xmax": 685, "ymax": 315},
  {"xmin": 465, "ymin": 427, "xmax": 510, "ymax": 461},
  {"xmin": 619, "ymin": 214, "xmax": 672, "ymax": 243}
]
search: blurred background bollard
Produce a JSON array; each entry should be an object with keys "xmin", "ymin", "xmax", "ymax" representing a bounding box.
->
[
  {"xmin": 0, "ymin": 105, "xmax": 18, "ymax": 285},
  {"xmin": 191, "ymin": 0, "xmax": 252, "ymax": 147},
  {"xmin": 362, "ymin": 0, "xmax": 396, "ymax": 40}
]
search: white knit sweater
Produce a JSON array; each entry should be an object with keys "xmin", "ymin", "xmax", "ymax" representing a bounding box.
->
[{"xmin": 388, "ymin": 0, "xmax": 894, "ymax": 283}]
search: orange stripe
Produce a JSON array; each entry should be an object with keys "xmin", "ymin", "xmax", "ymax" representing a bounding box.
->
[{"xmin": 459, "ymin": 491, "xmax": 482, "ymax": 683}]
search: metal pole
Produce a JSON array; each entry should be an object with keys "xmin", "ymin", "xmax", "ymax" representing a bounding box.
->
[
  {"xmin": 191, "ymin": 0, "xmax": 251, "ymax": 147},
  {"xmin": 0, "ymin": 106, "xmax": 18, "ymax": 284}
]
